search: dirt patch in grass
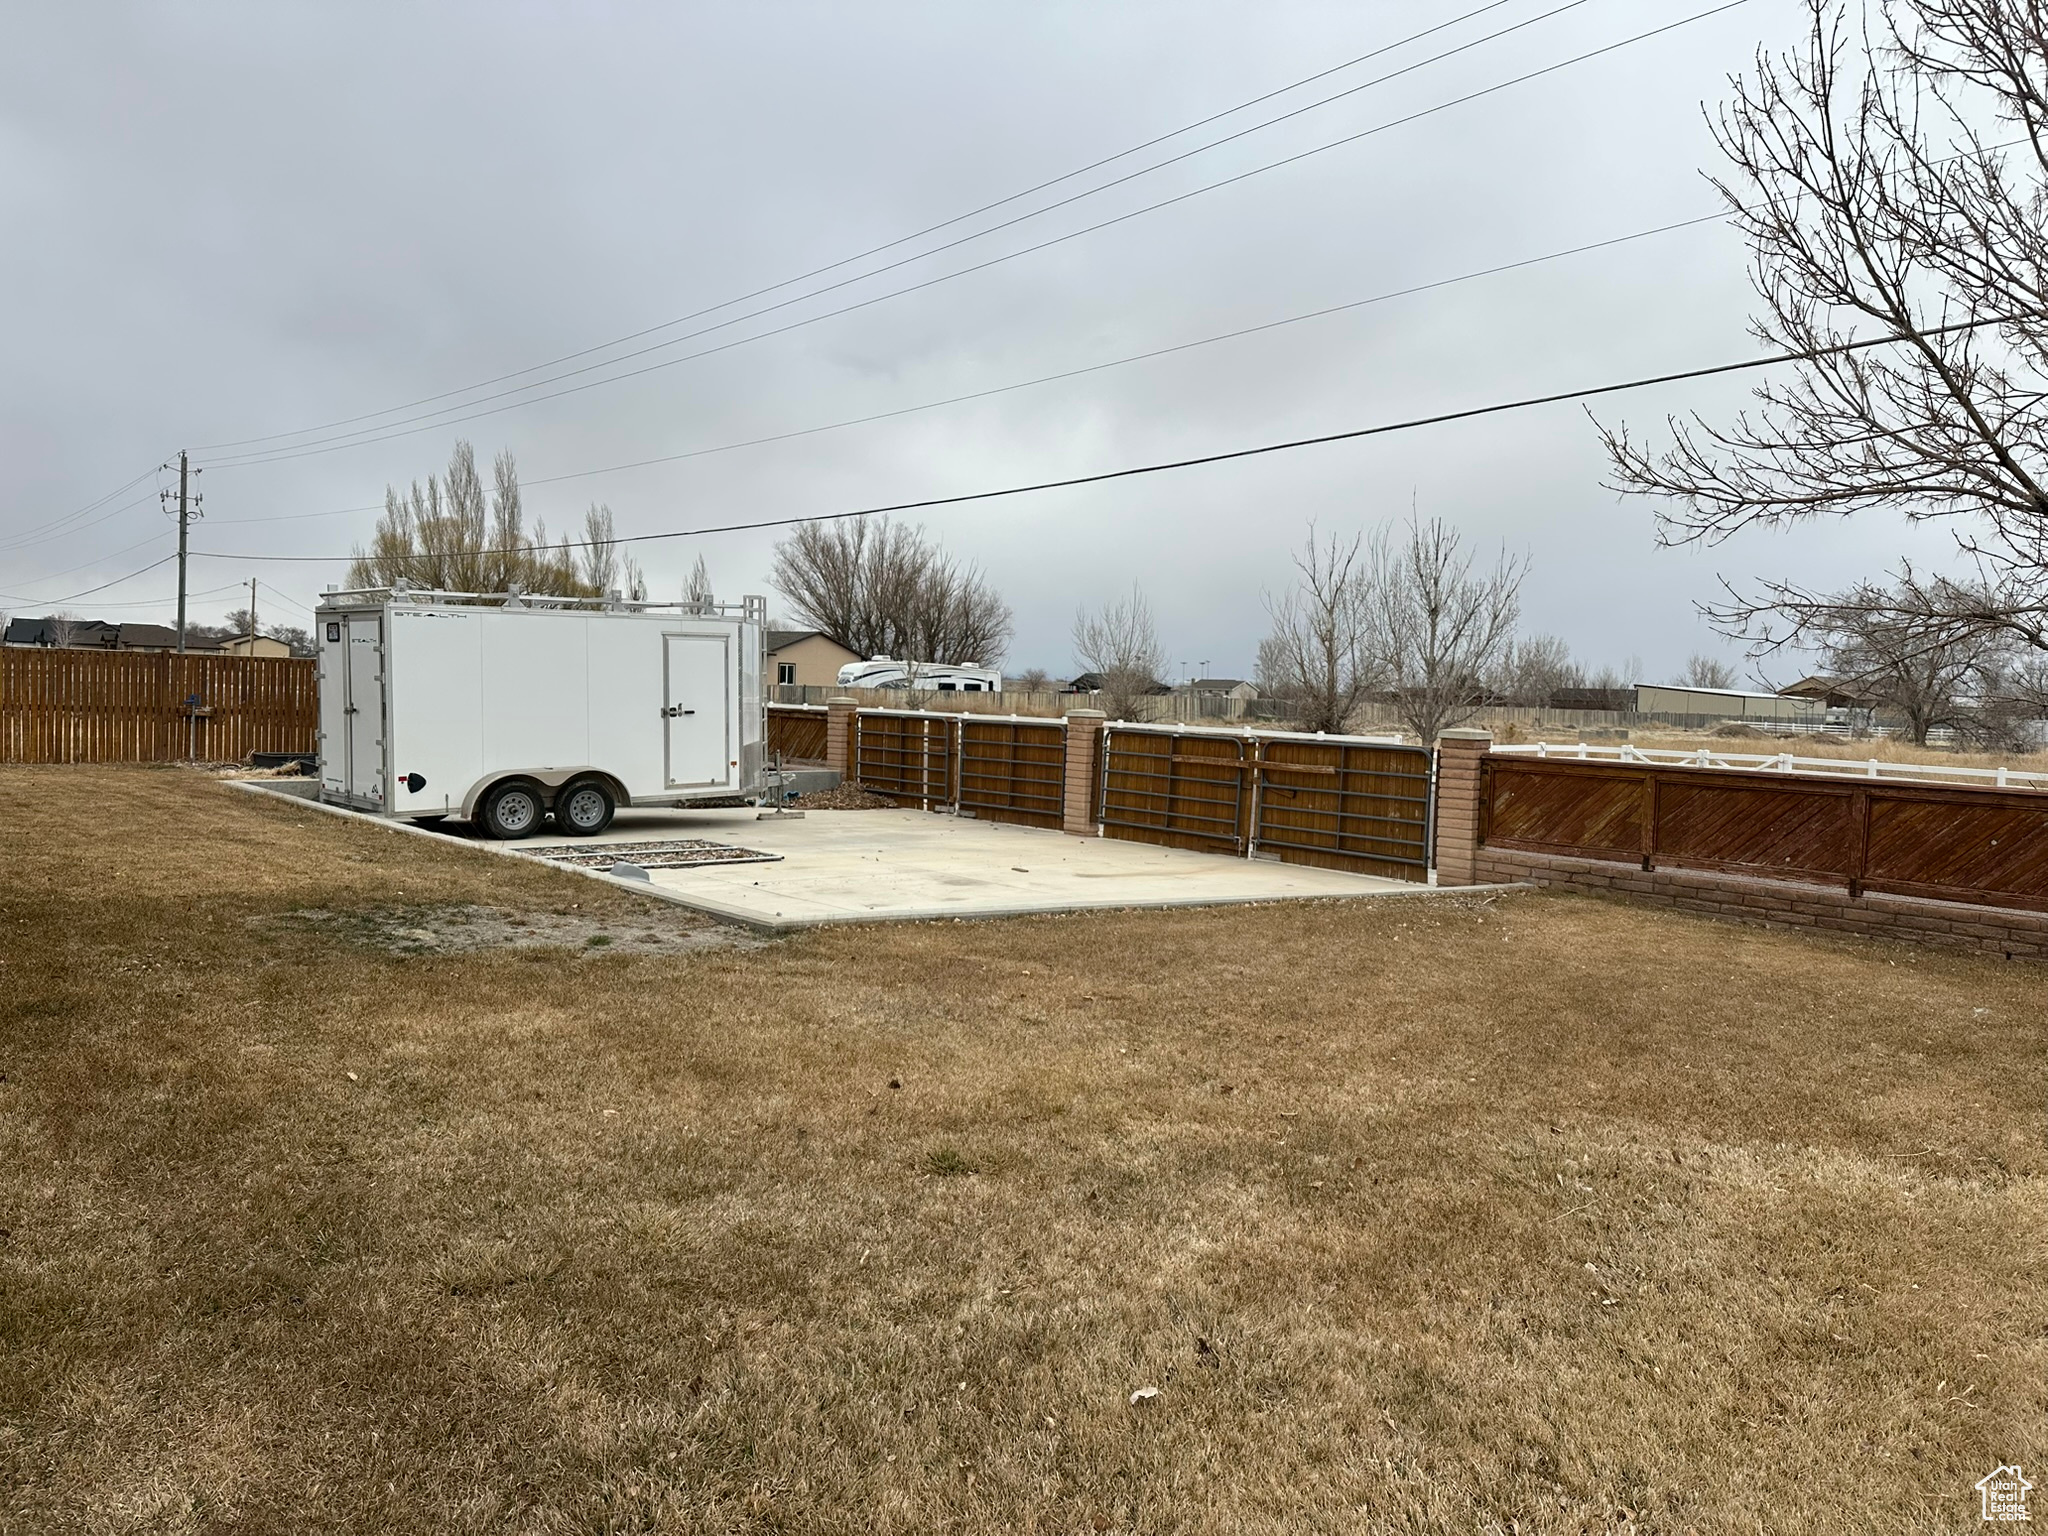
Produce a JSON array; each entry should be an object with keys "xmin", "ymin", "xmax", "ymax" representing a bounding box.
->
[
  {"xmin": 254, "ymin": 902, "xmax": 755, "ymax": 957},
  {"xmin": 2, "ymin": 765, "xmax": 2044, "ymax": 1533}
]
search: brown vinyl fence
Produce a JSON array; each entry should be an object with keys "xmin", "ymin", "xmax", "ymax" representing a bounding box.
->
[
  {"xmin": 766, "ymin": 703, "xmax": 828, "ymax": 762},
  {"xmin": 1100, "ymin": 725, "xmax": 1432, "ymax": 879},
  {"xmin": 0, "ymin": 648, "xmax": 317, "ymax": 764},
  {"xmin": 1482, "ymin": 754, "xmax": 2048, "ymax": 913}
]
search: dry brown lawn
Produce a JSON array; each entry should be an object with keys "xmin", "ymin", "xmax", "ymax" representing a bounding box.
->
[
  {"xmin": 1, "ymin": 767, "xmax": 2043, "ymax": 1534},
  {"xmin": 1543, "ymin": 726, "xmax": 2048, "ymax": 776}
]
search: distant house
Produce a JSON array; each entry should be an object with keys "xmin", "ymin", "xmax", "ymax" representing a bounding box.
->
[
  {"xmin": 1173, "ymin": 677, "xmax": 1259, "ymax": 701},
  {"xmin": 1064, "ymin": 672, "xmax": 1172, "ymax": 695},
  {"xmin": 2, "ymin": 616, "xmax": 220, "ymax": 652},
  {"xmin": 113, "ymin": 623, "xmax": 221, "ymax": 653},
  {"xmin": 765, "ymin": 628, "xmax": 861, "ymax": 688},
  {"xmin": 4, "ymin": 616, "xmax": 117, "ymax": 648},
  {"xmin": 221, "ymin": 633, "xmax": 293, "ymax": 658}
]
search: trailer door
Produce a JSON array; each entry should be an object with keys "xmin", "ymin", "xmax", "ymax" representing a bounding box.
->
[
  {"xmin": 663, "ymin": 632, "xmax": 732, "ymax": 789},
  {"xmin": 345, "ymin": 614, "xmax": 384, "ymax": 804}
]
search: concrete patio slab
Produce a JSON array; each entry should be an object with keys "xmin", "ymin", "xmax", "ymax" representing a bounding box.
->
[
  {"xmin": 512, "ymin": 805, "xmax": 1452, "ymax": 930},
  {"xmin": 231, "ymin": 781, "xmax": 1519, "ymax": 933}
]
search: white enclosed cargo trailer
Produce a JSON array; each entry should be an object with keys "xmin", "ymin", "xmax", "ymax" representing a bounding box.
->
[{"xmin": 316, "ymin": 587, "xmax": 767, "ymax": 838}]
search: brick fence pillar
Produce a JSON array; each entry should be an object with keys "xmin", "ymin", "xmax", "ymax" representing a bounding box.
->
[
  {"xmin": 1062, "ymin": 710, "xmax": 1106, "ymax": 835},
  {"xmin": 1432, "ymin": 728, "xmax": 1492, "ymax": 886},
  {"xmin": 825, "ymin": 696, "xmax": 859, "ymax": 779}
]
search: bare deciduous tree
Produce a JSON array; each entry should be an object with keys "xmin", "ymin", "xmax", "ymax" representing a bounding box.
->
[
  {"xmin": 1012, "ymin": 666, "xmax": 1053, "ymax": 690},
  {"xmin": 770, "ymin": 516, "xmax": 1011, "ymax": 664},
  {"xmin": 347, "ymin": 441, "xmax": 633, "ymax": 599},
  {"xmin": 1487, "ymin": 633, "xmax": 1584, "ymax": 706},
  {"xmin": 1073, "ymin": 584, "xmax": 1166, "ymax": 720},
  {"xmin": 683, "ymin": 554, "xmax": 714, "ymax": 613},
  {"xmin": 1805, "ymin": 580, "xmax": 2008, "ymax": 742},
  {"xmin": 1587, "ymin": 654, "xmax": 1646, "ymax": 693},
  {"xmin": 577, "ymin": 505, "xmax": 647, "ymax": 600},
  {"xmin": 1677, "ymin": 653, "xmax": 1738, "ymax": 689},
  {"xmin": 1601, "ymin": 0, "xmax": 2048, "ymax": 662},
  {"xmin": 46, "ymin": 610, "xmax": 89, "ymax": 647},
  {"xmin": 1365, "ymin": 516, "xmax": 1525, "ymax": 744},
  {"xmin": 1257, "ymin": 525, "xmax": 1378, "ymax": 733}
]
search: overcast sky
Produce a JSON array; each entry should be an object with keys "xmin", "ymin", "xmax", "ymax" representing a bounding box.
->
[{"xmin": 0, "ymin": 0, "xmax": 1955, "ymax": 681}]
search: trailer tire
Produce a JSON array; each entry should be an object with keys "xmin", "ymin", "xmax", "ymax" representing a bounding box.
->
[
  {"xmin": 479, "ymin": 779, "xmax": 545, "ymax": 840},
  {"xmin": 555, "ymin": 777, "xmax": 616, "ymax": 836}
]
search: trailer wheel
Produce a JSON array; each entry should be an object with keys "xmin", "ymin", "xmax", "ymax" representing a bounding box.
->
[
  {"xmin": 479, "ymin": 780, "xmax": 545, "ymax": 840},
  {"xmin": 555, "ymin": 777, "xmax": 616, "ymax": 836}
]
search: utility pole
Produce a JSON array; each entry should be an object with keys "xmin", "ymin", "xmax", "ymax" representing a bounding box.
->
[
  {"xmin": 248, "ymin": 578, "xmax": 258, "ymax": 642},
  {"xmin": 161, "ymin": 451, "xmax": 202, "ymax": 653}
]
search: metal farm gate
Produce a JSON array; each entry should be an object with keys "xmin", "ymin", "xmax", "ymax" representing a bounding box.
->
[
  {"xmin": 852, "ymin": 709, "xmax": 957, "ymax": 809},
  {"xmin": 1099, "ymin": 725, "xmax": 1431, "ymax": 880},
  {"xmin": 1100, "ymin": 728, "xmax": 1251, "ymax": 853},
  {"xmin": 1253, "ymin": 734, "xmax": 1432, "ymax": 880},
  {"xmin": 958, "ymin": 717, "xmax": 1065, "ymax": 829}
]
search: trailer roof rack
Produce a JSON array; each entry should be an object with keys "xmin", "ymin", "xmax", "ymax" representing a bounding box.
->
[{"xmin": 317, "ymin": 586, "xmax": 767, "ymax": 621}]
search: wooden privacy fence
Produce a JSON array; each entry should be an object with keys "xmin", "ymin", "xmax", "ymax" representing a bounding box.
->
[
  {"xmin": 0, "ymin": 648, "xmax": 317, "ymax": 764},
  {"xmin": 1482, "ymin": 754, "xmax": 2048, "ymax": 913},
  {"xmin": 766, "ymin": 703, "xmax": 829, "ymax": 762},
  {"xmin": 1100, "ymin": 725, "xmax": 1432, "ymax": 880}
]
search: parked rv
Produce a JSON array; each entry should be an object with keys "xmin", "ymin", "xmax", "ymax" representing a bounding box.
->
[
  {"xmin": 835, "ymin": 656, "xmax": 1002, "ymax": 693},
  {"xmin": 316, "ymin": 587, "xmax": 766, "ymax": 838}
]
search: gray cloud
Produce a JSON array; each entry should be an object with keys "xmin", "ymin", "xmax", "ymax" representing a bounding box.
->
[{"xmin": 0, "ymin": 0, "xmax": 1953, "ymax": 683}]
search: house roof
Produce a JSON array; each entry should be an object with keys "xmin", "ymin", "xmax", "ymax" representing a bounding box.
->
[
  {"xmin": 1180, "ymin": 677, "xmax": 1249, "ymax": 693},
  {"xmin": 5, "ymin": 616, "xmax": 118, "ymax": 647},
  {"xmin": 115, "ymin": 623, "xmax": 220, "ymax": 651},
  {"xmin": 1778, "ymin": 674, "xmax": 1883, "ymax": 704},
  {"xmin": 1064, "ymin": 671, "xmax": 1171, "ymax": 694},
  {"xmin": 766, "ymin": 628, "xmax": 855, "ymax": 654}
]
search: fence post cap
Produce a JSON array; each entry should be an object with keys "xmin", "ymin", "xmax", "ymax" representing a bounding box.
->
[
  {"xmin": 826, "ymin": 695, "xmax": 859, "ymax": 706},
  {"xmin": 1065, "ymin": 708, "xmax": 1107, "ymax": 719},
  {"xmin": 1438, "ymin": 728, "xmax": 1493, "ymax": 742}
]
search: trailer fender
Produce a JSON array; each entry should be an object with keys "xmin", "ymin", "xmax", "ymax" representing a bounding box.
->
[{"xmin": 459, "ymin": 767, "xmax": 625, "ymax": 820}]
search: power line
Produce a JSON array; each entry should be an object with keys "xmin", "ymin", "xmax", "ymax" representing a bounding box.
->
[
  {"xmin": 186, "ymin": 0, "xmax": 1531, "ymax": 455},
  {"xmin": 3, "ymin": 581, "xmax": 249, "ymax": 614},
  {"xmin": 0, "ymin": 467, "xmax": 165, "ymax": 553},
  {"xmin": 256, "ymin": 580, "xmax": 317, "ymax": 618},
  {"xmin": 0, "ymin": 492, "xmax": 163, "ymax": 555},
  {"xmin": 198, "ymin": 1, "xmax": 1745, "ymax": 471},
  {"xmin": 197, "ymin": 0, "xmax": 1598, "ymax": 467},
  {"xmin": 205, "ymin": 206, "xmax": 1731, "ymax": 529},
  {"xmin": 0, "ymin": 529, "xmax": 170, "ymax": 588},
  {"xmin": 0, "ymin": 553, "xmax": 181, "ymax": 607},
  {"xmin": 191, "ymin": 315, "xmax": 2010, "ymax": 566}
]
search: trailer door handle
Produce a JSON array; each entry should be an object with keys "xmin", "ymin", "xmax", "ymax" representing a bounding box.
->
[{"xmin": 661, "ymin": 705, "xmax": 697, "ymax": 718}]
